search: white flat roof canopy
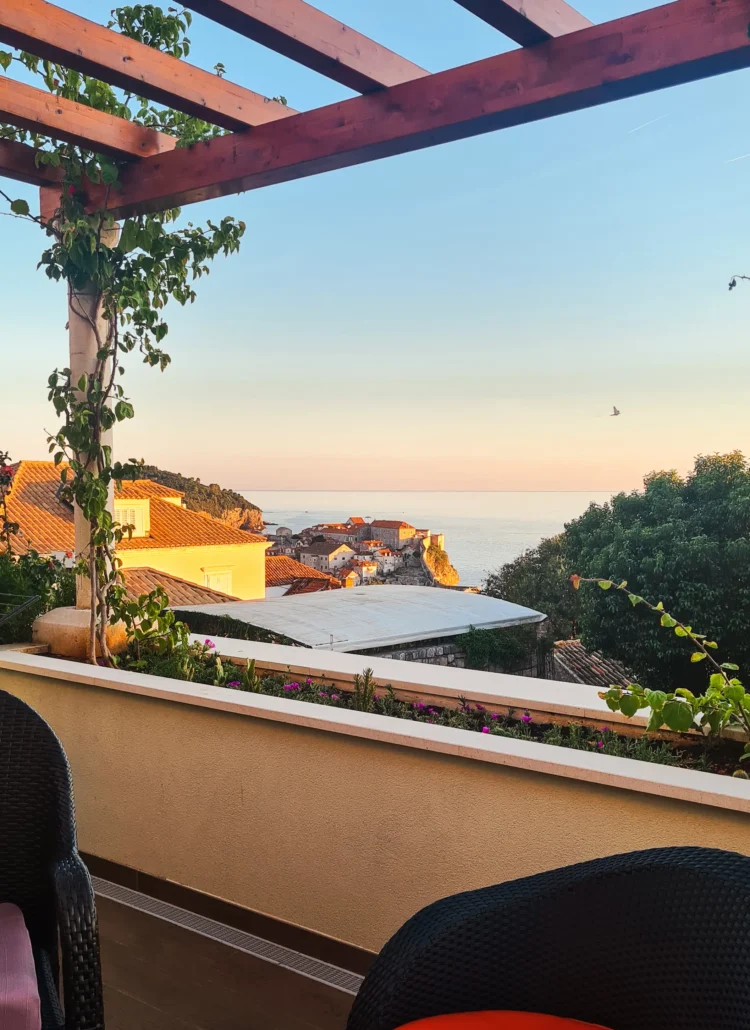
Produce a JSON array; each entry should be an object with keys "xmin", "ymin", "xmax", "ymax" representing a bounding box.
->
[{"xmin": 176, "ymin": 585, "xmax": 546, "ymax": 652}]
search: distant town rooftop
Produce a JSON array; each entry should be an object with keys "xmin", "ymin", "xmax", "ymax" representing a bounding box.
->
[{"xmin": 175, "ymin": 585, "xmax": 546, "ymax": 652}]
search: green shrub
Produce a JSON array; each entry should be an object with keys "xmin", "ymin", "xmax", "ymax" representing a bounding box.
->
[{"xmin": 0, "ymin": 552, "xmax": 75, "ymax": 644}]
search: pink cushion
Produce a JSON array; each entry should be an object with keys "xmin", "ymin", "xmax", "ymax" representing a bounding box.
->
[{"xmin": 0, "ymin": 904, "xmax": 41, "ymax": 1030}]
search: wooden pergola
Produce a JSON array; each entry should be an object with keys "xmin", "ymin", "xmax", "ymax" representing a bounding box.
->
[{"xmin": 1, "ymin": 0, "xmax": 750, "ymax": 220}]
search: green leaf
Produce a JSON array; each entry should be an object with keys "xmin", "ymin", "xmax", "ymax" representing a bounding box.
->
[
  {"xmin": 726, "ymin": 684, "xmax": 746, "ymax": 703},
  {"xmin": 100, "ymin": 162, "xmax": 119, "ymax": 185},
  {"xmin": 0, "ymin": 51, "xmax": 12, "ymax": 72},
  {"xmin": 674, "ymin": 626, "xmax": 688, "ymax": 637},
  {"xmin": 655, "ymin": 601, "xmax": 664, "ymax": 611},
  {"xmin": 628, "ymin": 593, "xmax": 643, "ymax": 606},
  {"xmin": 662, "ymin": 700, "xmax": 695, "ymax": 733},
  {"xmin": 646, "ymin": 710, "xmax": 664, "ymax": 733},
  {"xmin": 645, "ymin": 690, "xmax": 667, "ymax": 711},
  {"xmin": 619, "ymin": 694, "xmax": 641, "ymax": 718},
  {"xmin": 709, "ymin": 673, "xmax": 725, "ymax": 690},
  {"xmin": 690, "ymin": 652, "xmax": 707, "ymax": 663},
  {"xmin": 705, "ymin": 641, "xmax": 718, "ymax": 649},
  {"xmin": 597, "ymin": 580, "xmax": 612, "ymax": 590},
  {"xmin": 661, "ymin": 614, "xmax": 677, "ymax": 628},
  {"xmin": 722, "ymin": 663, "xmax": 740, "ymax": 671},
  {"xmin": 10, "ymin": 198, "xmax": 30, "ymax": 216}
]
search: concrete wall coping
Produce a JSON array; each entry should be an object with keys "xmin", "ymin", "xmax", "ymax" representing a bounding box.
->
[{"xmin": 1, "ymin": 648, "xmax": 748, "ymax": 815}]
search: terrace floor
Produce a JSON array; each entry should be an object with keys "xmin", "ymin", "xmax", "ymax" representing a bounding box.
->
[{"xmin": 98, "ymin": 894, "xmax": 355, "ymax": 1030}]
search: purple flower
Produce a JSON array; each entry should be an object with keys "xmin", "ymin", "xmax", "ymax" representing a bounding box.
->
[
  {"xmin": 522, "ymin": 712, "xmax": 532, "ymax": 724},
  {"xmin": 331, "ymin": 693, "xmax": 340, "ymax": 701},
  {"xmin": 475, "ymin": 704, "xmax": 486, "ymax": 712},
  {"xmin": 283, "ymin": 685, "xmax": 292, "ymax": 692},
  {"xmin": 600, "ymin": 726, "xmax": 610, "ymax": 734},
  {"xmin": 306, "ymin": 678, "xmax": 313, "ymax": 685},
  {"xmin": 481, "ymin": 726, "xmax": 490, "ymax": 734},
  {"xmin": 596, "ymin": 741, "xmax": 604, "ymax": 750},
  {"xmin": 491, "ymin": 713, "xmax": 499, "ymax": 721},
  {"xmin": 204, "ymin": 639, "xmax": 216, "ymax": 649},
  {"xmin": 227, "ymin": 681, "xmax": 240, "ymax": 687},
  {"xmin": 318, "ymin": 691, "xmax": 328, "ymax": 698},
  {"xmin": 417, "ymin": 702, "xmax": 426, "ymax": 710}
]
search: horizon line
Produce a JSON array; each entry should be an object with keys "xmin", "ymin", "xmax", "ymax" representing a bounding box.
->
[{"xmin": 237, "ymin": 488, "xmax": 621, "ymax": 494}]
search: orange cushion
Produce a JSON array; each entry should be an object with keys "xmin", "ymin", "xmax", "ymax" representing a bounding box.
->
[{"xmin": 398, "ymin": 1014, "xmax": 611, "ymax": 1030}]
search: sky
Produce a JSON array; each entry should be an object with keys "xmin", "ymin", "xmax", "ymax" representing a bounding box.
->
[{"xmin": 2, "ymin": 0, "xmax": 750, "ymax": 493}]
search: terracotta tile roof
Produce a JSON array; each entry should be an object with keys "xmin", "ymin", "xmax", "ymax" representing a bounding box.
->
[
  {"xmin": 553, "ymin": 639, "xmax": 632, "ymax": 689},
  {"xmin": 122, "ymin": 567, "xmax": 238, "ymax": 605},
  {"xmin": 118, "ymin": 498, "xmax": 266, "ymax": 550},
  {"xmin": 347, "ymin": 517, "xmax": 366, "ymax": 525},
  {"xmin": 370, "ymin": 520, "xmax": 414, "ymax": 530},
  {"xmin": 284, "ymin": 578, "xmax": 341, "ymax": 595},
  {"xmin": 300, "ymin": 541, "xmax": 354, "ymax": 557},
  {"xmin": 116, "ymin": 480, "xmax": 183, "ymax": 500},
  {"xmin": 265, "ymin": 556, "xmax": 337, "ymax": 587},
  {"xmin": 5, "ymin": 460, "xmax": 267, "ymax": 553},
  {"xmin": 5, "ymin": 461, "xmax": 74, "ymax": 554}
]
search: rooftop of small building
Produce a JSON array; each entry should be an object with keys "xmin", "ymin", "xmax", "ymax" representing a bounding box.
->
[{"xmin": 175, "ymin": 585, "xmax": 546, "ymax": 652}]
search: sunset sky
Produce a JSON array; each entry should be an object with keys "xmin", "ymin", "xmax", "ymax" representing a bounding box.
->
[{"xmin": 2, "ymin": 0, "xmax": 750, "ymax": 492}]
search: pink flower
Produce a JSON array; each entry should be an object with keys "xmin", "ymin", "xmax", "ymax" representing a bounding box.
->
[
  {"xmin": 331, "ymin": 694, "xmax": 340, "ymax": 701},
  {"xmin": 306, "ymin": 678, "xmax": 312, "ymax": 685},
  {"xmin": 481, "ymin": 726, "xmax": 490, "ymax": 734},
  {"xmin": 227, "ymin": 681, "xmax": 240, "ymax": 687},
  {"xmin": 600, "ymin": 726, "xmax": 610, "ymax": 734},
  {"xmin": 318, "ymin": 691, "xmax": 328, "ymax": 698},
  {"xmin": 475, "ymin": 704, "xmax": 486, "ymax": 712},
  {"xmin": 522, "ymin": 712, "xmax": 532, "ymax": 724},
  {"xmin": 204, "ymin": 639, "xmax": 215, "ymax": 649},
  {"xmin": 491, "ymin": 713, "xmax": 499, "ymax": 721},
  {"xmin": 596, "ymin": 741, "xmax": 604, "ymax": 750}
]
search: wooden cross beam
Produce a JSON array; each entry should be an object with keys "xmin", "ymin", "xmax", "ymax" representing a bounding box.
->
[
  {"xmin": 453, "ymin": 0, "xmax": 591, "ymax": 47},
  {"xmin": 82, "ymin": 0, "xmax": 750, "ymax": 219},
  {"xmin": 0, "ymin": 76, "xmax": 176, "ymax": 158},
  {"xmin": 0, "ymin": 0, "xmax": 295, "ymax": 130},
  {"xmin": 0, "ymin": 138, "xmax": 62, "ymax": 186},
  {"xmin": 185, "ymin": 0, "xmax": 429, "ymax": 93}
]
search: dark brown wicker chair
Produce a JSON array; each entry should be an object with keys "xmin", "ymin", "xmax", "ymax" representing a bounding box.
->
[
  {"xmin": 347, "ymin": 846, "xmax": 750, "ymax": 1030},
  {"xmin": 0, "ymin": 689, "xmax": 104, "ymax": 1030}
]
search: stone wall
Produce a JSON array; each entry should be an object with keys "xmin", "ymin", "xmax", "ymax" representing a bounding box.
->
[{"xmin": 365, "ymin": 641, "xmax": 466, "ymax": 668}]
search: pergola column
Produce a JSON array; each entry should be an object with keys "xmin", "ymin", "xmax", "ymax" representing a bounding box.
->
[{"xmin": 68, "ymin": 223, "xmax": 119, "ymax": 609}]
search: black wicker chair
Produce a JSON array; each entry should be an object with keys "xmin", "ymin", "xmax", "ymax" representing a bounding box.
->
[
  {"xmin": 0, "ymin": 689, "xmax": 104, "ymax": 1030},
  {"xmin": 347, "ymin": 846, "xmax": 750, "ymax": 1030}
]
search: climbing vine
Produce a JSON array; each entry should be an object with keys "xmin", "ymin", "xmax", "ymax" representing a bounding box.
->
[{"xmin": 0, "ymin": 6, "xmax": 284, "ymax": 663}]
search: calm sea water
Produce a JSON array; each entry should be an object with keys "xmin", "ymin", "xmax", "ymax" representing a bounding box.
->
[{"xmin": 242, "ymin": 491, "xmax": 613, "ymax": 587}]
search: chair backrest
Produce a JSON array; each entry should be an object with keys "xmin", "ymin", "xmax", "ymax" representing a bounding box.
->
[
  {"xmin": 0, "ymin": 689, "xmax": 77, "ymax": 953},
  {"xmin": 347, "ymin": 847, "xmax": 750, "ymax": 1030}
]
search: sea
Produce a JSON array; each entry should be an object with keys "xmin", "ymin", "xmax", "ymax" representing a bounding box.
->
[{"xmin": 241, "ymin": 490, "xmax": 614, "ymax": 587}]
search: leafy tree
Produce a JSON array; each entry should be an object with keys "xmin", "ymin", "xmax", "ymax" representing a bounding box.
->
[
  {"xmin": 484, "ymin": 534, "xmax": 577, "ymax": 640},
  {"xmin": 139, "ymin": 464, "xmax": 261, "ymax": 524},
  {"xmin": 565, "ymin": 452, "xmax": 750, "ymax": 691},
  {"xmin": 0, "ymin": 7, "xmax": 285, "ymax": 663}
]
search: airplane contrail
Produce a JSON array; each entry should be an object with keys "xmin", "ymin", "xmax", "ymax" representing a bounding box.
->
[
  {"xmin": 627, "ymin": 115, "xmax": 667, "ymax": 134},
  {"xmin": 725, "ymin": 153, "xmax": 750, "ymax": 164}
]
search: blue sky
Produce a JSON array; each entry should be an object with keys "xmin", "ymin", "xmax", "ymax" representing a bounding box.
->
[{"xmin": 2, "ymin": 0, "xmax": 750, "ymax": 491}]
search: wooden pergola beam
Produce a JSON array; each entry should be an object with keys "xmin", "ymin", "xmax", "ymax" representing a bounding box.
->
[
  {"xmin": 0, "ymin": 0, "xmax": 296, "ymax": 131},
  {"xmin": 86, "ymin": 0, "xmax": 750, "ymax": 220},
  {"xmin": 0, "ymin": 138, "xmax": 63, "ymax": 186},
  {"xmin": 453, "ymin": 0, "xmax": 591, "ymax": 47},
  {"xmin": 185, "ymin": 0, "xmax": 429, "ymax": 93},
  {"xmin": 0, "ymin": 75, "xmax": 176, "ymax": 158}
]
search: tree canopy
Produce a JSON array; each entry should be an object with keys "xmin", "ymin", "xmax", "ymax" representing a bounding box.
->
[{"xmin": 486, "ymin": 452, "xmax": 750, "ymax": 691}]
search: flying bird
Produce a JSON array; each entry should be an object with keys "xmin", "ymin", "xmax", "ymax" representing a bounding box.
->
[{"xmin": 611, "ymin": 406, "xmax": 621, "ymax": 417}]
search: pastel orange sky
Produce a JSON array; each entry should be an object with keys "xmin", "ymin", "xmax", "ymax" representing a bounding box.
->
[{"xmin": 2, "ymin": 0, "xmax": 749, "ymax": 493}]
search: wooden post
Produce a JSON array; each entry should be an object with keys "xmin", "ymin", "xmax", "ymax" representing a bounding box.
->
[{"xmin": 68, "ymin": 222, "xmax": 120, "ymax": 608}]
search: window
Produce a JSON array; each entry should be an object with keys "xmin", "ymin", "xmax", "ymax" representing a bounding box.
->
[
  {"xmin": 114, "ymin": 506, "xmax": 145, "ymax": 537},
  {"xmin": 204, "ymin": 569, "xmax": 233, "ymax": 594}
]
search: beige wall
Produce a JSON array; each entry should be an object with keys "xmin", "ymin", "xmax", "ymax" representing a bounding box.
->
[
  {"xmin": 3, "ymin": 667, "xmax": 750, "ymax": 955},
  {"xmin": 118, "ymin": 542, "xmax": 266, "ymax": 600}
]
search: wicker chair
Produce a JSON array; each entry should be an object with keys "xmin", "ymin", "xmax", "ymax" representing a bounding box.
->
[
  {"xmin": 0, "ymin": 689, "xmax": 104, "ymax": 1030},
  {"xmin": 347, "ymin": 846, "xmax": 750, "ymax": 1030}
]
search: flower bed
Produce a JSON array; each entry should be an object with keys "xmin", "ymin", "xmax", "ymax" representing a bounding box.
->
[{"xmin": 118, "ymin": 638, "xmax": 743, "ymax": 777}]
